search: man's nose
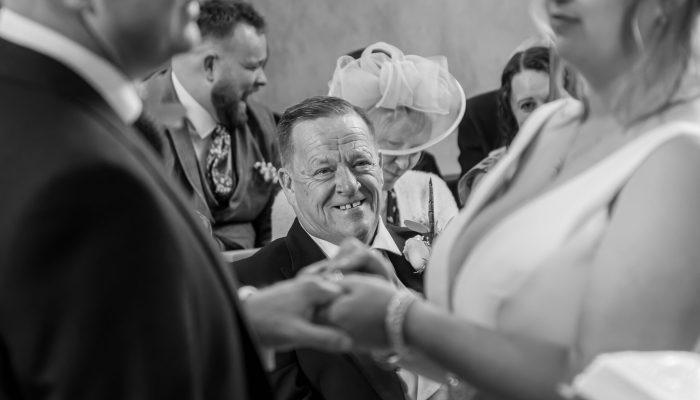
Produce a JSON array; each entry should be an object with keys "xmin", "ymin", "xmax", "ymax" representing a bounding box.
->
[
  {"xmin": 393, "ymin": 155, "xmax": 411, "ymax": 170},
  {"xmin": 334, "ymin": 165, "xmax": 360, "ymax": 194}
]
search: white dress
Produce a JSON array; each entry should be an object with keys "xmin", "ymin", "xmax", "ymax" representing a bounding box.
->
[{"xmin": 426, "ymin": 98, "xmax": 700, "ymax": 342}]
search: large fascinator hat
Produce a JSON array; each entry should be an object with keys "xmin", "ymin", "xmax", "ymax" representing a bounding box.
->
[{"xmin": 328, "ymin": 42, "xmax": 466, "ymax": 155}]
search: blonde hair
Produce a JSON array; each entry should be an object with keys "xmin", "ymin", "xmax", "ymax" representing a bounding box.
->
[
  {"xmin": 531, "ymin": 0, "xmax": 700, "ymax": 127},
  {"xmin": 615, "ymin": 0, "xmax": 700, "ymax": 126},
  {"xmin": 366, "ymin": 107, "xmax": 432, "ymax": 149}
]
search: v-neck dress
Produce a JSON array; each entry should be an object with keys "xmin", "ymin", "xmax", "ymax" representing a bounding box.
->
[{"xmin": 426, "ymin": 98, "xmax": 700, "ymax": 346}]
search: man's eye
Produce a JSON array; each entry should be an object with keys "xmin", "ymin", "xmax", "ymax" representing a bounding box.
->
[
  {"xmin": 313, "ymin": 168, "xmax": 333, "ymax": 177},
  {"xmin": 353, "ymin": 161, "xmax": 375, "ymax": 170}
]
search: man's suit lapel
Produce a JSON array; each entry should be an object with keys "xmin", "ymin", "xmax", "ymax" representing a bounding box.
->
[
  {"xmin": 386, "ymin": 226, "xmax": 425, "ymax": 294},
  {"xmin": 152, "ymin": 71, "xmax": 211, "ymax": 209},
  {"xmin": 281, "ymin": 220, "xmax": 327, "ymax": 279},
  {"xmin": 282, "ymin": 220, "xmax": 408, "ymax": 400}
]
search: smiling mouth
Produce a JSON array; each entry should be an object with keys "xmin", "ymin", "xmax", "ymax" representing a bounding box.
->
[{"xmin": 335, "ymin": 200, "xmax": 364, "ymax": 211}]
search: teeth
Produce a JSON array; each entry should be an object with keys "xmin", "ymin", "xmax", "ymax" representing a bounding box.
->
[{"xmin": 339, "ymin": 201, "xmax": 362, "ymax": 210}]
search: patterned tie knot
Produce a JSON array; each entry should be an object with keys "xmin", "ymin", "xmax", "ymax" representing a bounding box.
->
[{"xmin": 206, "ymin": 124, "xmax": 234, "ymax": 201}]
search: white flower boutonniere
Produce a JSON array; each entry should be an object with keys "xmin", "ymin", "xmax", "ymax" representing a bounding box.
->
[
  {"xmin": 253, "ymin": 161, "xmax": 278, "ymax": 184},
  {"xmin": 403, "ymin": 235, "xmax": 431, "ymax": 274}
]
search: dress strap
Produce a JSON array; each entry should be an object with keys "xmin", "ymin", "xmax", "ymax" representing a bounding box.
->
[{"xmin": 426, "ymin": 98, "xmax": 575, "ymax": 309}]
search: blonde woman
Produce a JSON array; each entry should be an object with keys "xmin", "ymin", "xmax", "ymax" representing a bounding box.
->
[{"xmin": 319, "ymin": 1, "xmax": 700, "ymax": 399}]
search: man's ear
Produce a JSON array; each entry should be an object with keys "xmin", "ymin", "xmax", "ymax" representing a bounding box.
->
[
  {"xmin": 278, "ymin": 167, "xmax": 296, "ymax": 207},
  {"xmin": 203, "ymin": 53, "xmax": 217, "ymax": 82}
]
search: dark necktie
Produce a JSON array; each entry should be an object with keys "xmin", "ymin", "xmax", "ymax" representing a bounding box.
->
[
  {"xmin": 385, "ymin": 188, "xmax": 401, "ymax": 226},
  {"xmin": 206, "ymin": 124, "xmax": 234, "ymax": 203}
]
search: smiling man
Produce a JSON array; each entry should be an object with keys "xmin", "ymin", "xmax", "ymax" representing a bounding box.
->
[
  {"xmin": 144, "ymin": 0, "xmax": 279, "ymax": 251},
  {"xmin": 234, "ymin": 96, "xmax": 432, "ymax": 400}
]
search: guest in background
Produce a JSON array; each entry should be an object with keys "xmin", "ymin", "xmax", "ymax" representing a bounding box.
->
[
  {"xmin": 272, "ymin": 43, "xmax": 461, "ymax": 240},
  {"xmin": 331, "ymin": 42, "xmax": 463, "ymax": 234},
  {"xmin": 458, "ymin": 46, "xmax": 553, "ymax": 203},
  {"xmin": 456, "ymin": 36, "xmax": 557, "ymax": 178},
  {"xmin": 236, "ymin": 96, "xmax": 440, "ymax": 400},
  {"xmin": 144, "ymin": 0, "xmax": 279, "ymax": 250}
]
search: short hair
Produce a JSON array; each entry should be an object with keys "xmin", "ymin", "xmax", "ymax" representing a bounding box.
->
[
  {"xmin": 277, "ymin": 96, "xmax": 375, "ymax": 167},
  {"xmin": 497, "ymin": 46, "xmax": 551, "ymax": 147},
  {"xmin": 197, "ymin": 0, "xmax": 266, "ymax": 40}
]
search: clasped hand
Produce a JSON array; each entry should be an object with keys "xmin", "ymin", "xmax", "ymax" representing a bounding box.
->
[
  {"xmin": 301, "ymin": 238, "xmax": 404, "ymax": 351},
  {"xmin": 243, "ymin": 238, "xmax": 403, "ymax": 354}
]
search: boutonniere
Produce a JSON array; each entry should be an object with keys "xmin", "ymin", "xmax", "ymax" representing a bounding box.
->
[
  {"xmin": 402, "ymin": 235, "xmax": 431, "ymax": 273},
  {"xmin": 253, "ymin": 160, "xmax": 278, "ymax": 184},
  {"xmin": 402, "ymin": 178, "xmax": 438, "ymax": 273}
]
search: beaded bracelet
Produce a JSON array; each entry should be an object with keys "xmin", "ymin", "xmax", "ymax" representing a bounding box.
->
[{"xmin": 385, "ymin": 289, "xmax": 419, "ymax": 359}]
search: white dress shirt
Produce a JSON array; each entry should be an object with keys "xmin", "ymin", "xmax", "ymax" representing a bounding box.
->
[
  {"xmin": 171, "ymin": 71, "xmax": 218, "ymax": 166},
  {"xmin": 0, "ymin": 9, "xmax": 142, "ymax": 124},
  {"xmin": 308, "ymin": 218, "xmax": 401, "ymax": 257}
]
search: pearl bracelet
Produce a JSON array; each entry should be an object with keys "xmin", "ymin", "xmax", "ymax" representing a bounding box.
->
[{"xmin": 385, "ymin": 289, "xmax": 419, "ymax": 358}]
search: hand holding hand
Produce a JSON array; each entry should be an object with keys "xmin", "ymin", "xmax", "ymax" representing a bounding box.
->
[
  {"xmin": 322, "ymin": 274, "xmax": 398, "ymax": 351},
  {"xmin": 243, "ymin": 276, "xmax": 353, "ymax": 352}
]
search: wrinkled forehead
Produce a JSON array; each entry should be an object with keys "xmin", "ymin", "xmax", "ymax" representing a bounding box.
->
[{"xmin": 291, "ymin": 114, "xmax": 377, "ymax": 164}]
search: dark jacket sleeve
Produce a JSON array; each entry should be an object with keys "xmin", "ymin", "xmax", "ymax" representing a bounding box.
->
[{"xmin": 0, "ymin": 163, "xmax": 207, "ymax": 400}]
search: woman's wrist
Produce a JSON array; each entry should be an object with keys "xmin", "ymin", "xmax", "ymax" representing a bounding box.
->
[{"xmin": 385, "ymin": 289, "xmax": 420, "ymax": 359}]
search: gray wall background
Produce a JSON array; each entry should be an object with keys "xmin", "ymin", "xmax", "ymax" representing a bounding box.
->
[{"xmin": 250, "ymin": 0, "xmax": 536, "ymax": 176}]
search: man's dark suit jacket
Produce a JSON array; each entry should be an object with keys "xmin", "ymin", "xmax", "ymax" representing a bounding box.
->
[
  {"xmin": 234, "ymin": 220, "xmax": 423, "ymax": 400},
  {"xmin": 457, "ymin": 89, "xmax": 502, "ymax": 176},
  {"xmin": 144, "ymin": 69, "xmax": 280, "ymax": 250},
  {"xmin": 0, "ymin": 38, "xmax": 272, "ymax": 399}
]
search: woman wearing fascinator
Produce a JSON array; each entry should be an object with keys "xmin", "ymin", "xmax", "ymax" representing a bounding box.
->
[
  {"xmin": 317, "ymin": 0, "xmax": 700, "ymax": 399},
  {"xmin": 328, "ymin": 42, "xmax": 462, "ymax": 233},
  {"xmin": 272, "ymin": 42, "xmax": 463, "ymax": 246}
]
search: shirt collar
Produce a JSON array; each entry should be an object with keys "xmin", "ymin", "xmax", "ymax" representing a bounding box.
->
[
  {"xmin": 0, "ymin": 9, "xmax": 142, "ymax": 124},
  {"xmin": 171, "ymin": 71, "xmax": 217, "ymax": 139},
  {"xmin": 306, "ymin": 218, "xmax": 402, "ymax": 259}
]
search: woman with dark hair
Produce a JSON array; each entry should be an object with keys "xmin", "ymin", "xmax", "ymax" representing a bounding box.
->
[
  {"xmin": 498, "ymin": 46, "xmax": 552, "ymax": 147},
  {"xmin": 459, "ymin": 46, "xmax": 553, "ymax": 203}
]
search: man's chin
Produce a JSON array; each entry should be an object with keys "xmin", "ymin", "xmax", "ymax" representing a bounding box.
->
[{"xmin": 340, "ymin": 227, "xmax": 371, "ymax": 244}]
